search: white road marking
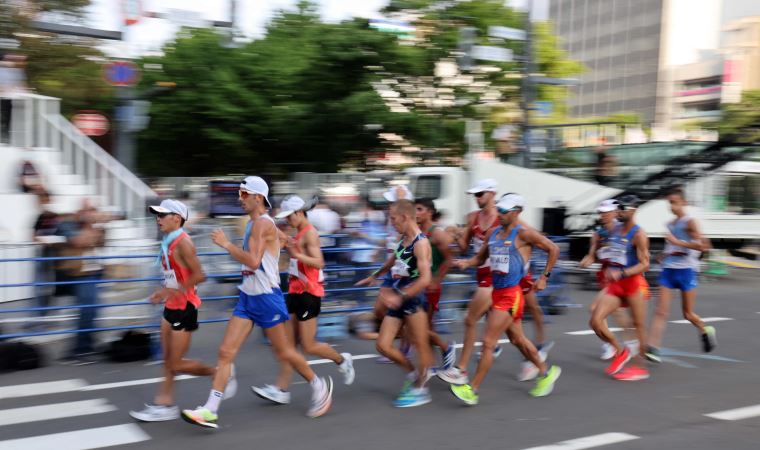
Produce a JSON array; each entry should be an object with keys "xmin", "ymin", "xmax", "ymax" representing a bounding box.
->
[
  {"xmin": 0, "ymin": 399, "xmax": 116, "ymax": 427},
  {"xmin": 0, "ymin": 379, "xmax": 88, "ymax": 400},
  {"xmin": 565, "ymin": 328, "xmax": 623, "ymax": 336},
  {"xmin": 669, "ymin": 317, "xmax": 732, "ymax": 324},
  {"xmin": 0, "ymin": 424, "xmax": 150, "ymax": 450},
  {"xmin": 80, "ymin": 375, "xmax": 197, "ymax": 392},
  {"xmin": 704, "ymin": 404, "xmax": 760, "ymax": 421},
  {"xmin": 522, "ymin": 432, "xmax": 640, "ymax": 450}
]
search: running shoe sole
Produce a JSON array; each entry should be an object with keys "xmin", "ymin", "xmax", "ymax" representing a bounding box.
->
[
  {"xmin": 437, "ymin": 369, "xmax": 469, "ymax": 385},
  {"xmin": 395, "ymin": 392, "xmax": 432, "ymax": 408},
  {"xmin": 129, "ymin": 410, "xmax": 179, "ymax": 422},
  {"xmin": 307, "ymin": 377, "xmax": 333, "ymax": 418},
  {"xmin": 605, "ymin": 350, "xmax": 632, "ymax": 375},
  {"xmin": 250, "ymin": 386, "xmax": 290, "ymax": 405},
  {"xmin": 180, "ymin": 411, "xmax": 218, "ymax": 429},
  {"xmin": 531, "ymin": 366, "xmax": 562, "ymax": 397}
]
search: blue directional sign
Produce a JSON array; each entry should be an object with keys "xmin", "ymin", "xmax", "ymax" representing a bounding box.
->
[{"xmin": 104, "ymin": 61, "xmax": 140, "ymax": 87}]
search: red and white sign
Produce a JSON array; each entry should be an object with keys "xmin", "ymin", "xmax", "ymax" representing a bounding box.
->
[
  {"xmin": 122, "ymin": 0, "xmax": 142, "ymax": 26},
  {"xmin": 73, "ymin": 112, "xmax": 109, "ymax": 137}
]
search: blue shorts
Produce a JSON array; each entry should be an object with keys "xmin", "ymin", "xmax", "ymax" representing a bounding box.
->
[
  {"xmin": 233, "ymin": 289, "xmax": 289, "ymax": 329},
  {"xmin": 386, "ymin": 295, "xmax": 425, "ymax": 319},
  {"xmin": 659, "ymin": 268, "xmax": 698, "ymax": 292}
]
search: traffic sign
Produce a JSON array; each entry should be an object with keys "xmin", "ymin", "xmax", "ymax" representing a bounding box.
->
[
  {"xmin": 488, "ymin": 26, "xmax": 527, "ymax": 41},
  {"xmin": 471, "ymin": 45, "xmax": 514, "ymax": 63},
  {"xmin": 72, "ymin": 112, "xmax": 109, "ymax": 136},
  {"xmin": 104, "ymin": 61, "xmax": 141, "ymax": 87}
]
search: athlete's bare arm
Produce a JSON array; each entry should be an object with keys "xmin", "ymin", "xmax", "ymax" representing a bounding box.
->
[
  {"xmin": 212, "ymin": 218, "xmax": 273, "ymax": 269},
  {"xmin": 667, "ymin": 218, "xmax": 709, "ymax": 252},
  {"xmin": 288, "ymin": 228, "xmax": 324, "ymax": 269},
  {"xmin": 355, "ymin": 253, "xmax": 396, "ymax": 286},
  {"xmin": 580, "ymin": 232, "xmax": 599, "ymax": 268},
  {"xmin": 624, "ymin": 230, "xmax": 650, "ymax": 277},
  {"xmin": 455, "ymin": 227, "xmax": 494, "ymax": 270},
  {"xmin": 457, "ymin": 211, "xmax": 477, "ymax": 253},
  {"xmin": 518, "ymin": 227, "xmax": 559, "ymax": 291}
]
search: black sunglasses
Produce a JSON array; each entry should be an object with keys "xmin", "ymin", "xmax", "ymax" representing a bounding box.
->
[
  {"xmin": 474, "ymin": 192, "xmax": 486, "ymax": 198},
  {"xmin": 156, "ymin": 212, "xmax": 177, "ymax": 218}
]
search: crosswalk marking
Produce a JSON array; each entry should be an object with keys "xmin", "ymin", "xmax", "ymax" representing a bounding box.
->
[
  {"xmin": 705, "ymin": 404, "xmax": 760, "ymax": 421},
  {"xmin": 0, "ymin": 399, "xmax": 116, "ymax": 427},
  {"xmin": 565, "ymin": 328, "xmax": 622, "ymax": 336},
  {"xmin": 0, "ymin": 379, "xmax": 87, "ymax": 400},
  {"xmin": 0, "ymin": 424, "xmax": 150, "ymax": 450},
  {"xmin": 522, "ymin": 432, "xmax": 640, "ymax": 450}
]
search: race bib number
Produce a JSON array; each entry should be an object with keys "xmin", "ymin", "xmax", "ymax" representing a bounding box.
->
[
  {"xmin": 288, "ymin": 258, "xmax": 300, "ymax": 277},
  {"xmin": 597, "ymin": 244, "xmax": 626, "ymax": 266},
  {"xmin": 490, "ymin": 252, "xmax": 510, "ymax": 274},
  {"xmin": 163, "ymin": 269, "xmax": 179, "ymax": 289},
  {"xmin": 391, "ymin": 259, "xmax": 410, "ymax": 278}
]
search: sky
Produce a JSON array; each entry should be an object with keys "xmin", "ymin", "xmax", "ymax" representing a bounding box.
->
[{"xmin": 87, "ymin": 0, "xmax": 546, "ymax": 57}]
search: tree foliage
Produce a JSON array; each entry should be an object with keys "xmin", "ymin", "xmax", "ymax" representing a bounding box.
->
[{"xmin": 717, "ymin": 90, "xmax": 760, "ymax": 144}]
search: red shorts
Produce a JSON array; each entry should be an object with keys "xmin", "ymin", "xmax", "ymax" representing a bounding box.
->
[
  {"xmin": 425, "ymin": 284, "xmax": 442, "ymax": 312},
  {"xmin": 520, "ymin": 273, "xmax": 534, "ymax": 294},
  {"xmin": 476, "ymin": 266, "xmax": 493, "ymax": 288},
  {"xmin": 603, "ymin": 274, "xmax": 650, "ymax": 302},
  {"xmin": 491, "ymin": 285, "xmax": 525, "ymax": 319}
]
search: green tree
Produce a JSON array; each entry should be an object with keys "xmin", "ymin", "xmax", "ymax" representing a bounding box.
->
[{"xmin": 717, "ymin": 90, "xmax": 760, "ymax": 144}]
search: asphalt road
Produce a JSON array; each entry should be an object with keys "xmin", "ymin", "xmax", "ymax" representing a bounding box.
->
[{"xmin": 1, "ymin": 275, "xmax": 759, "ymax": 450}]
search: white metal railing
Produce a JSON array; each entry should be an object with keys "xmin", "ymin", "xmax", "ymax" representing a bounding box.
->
[{"xmin": 7, "ymin": 93, "xmax": 156, "ymax": 218}]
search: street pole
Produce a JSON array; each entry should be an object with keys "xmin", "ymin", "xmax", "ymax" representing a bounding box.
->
[{"xmin": 520, "ymin": 0, "xmax": 535, "ymax": 168}]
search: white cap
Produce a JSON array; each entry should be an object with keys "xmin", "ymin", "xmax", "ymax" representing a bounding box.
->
[
  {"xmin": 496, "ymin": 193, "xmax": 525, "ymax": 211},
  {"xmin": 467, "ymin": 178, "xmax": 498, "ymax": 194},
  {"xmin": 149, "ymin": 199, "xmax": 189, "ymax": 220},
  {"xmin": 275, "ymin": 195, "xmax": 306, "ymax": 219},
  {"xmin": 240, "ymin": 176, "xmax": 271, "ymax": 209},
  {"xmin": 383, "ymin": 185, "xmax": 414, "ymax": 202},
  {"xmin": 597, "ymin": 199, "xmax": 620, "ymax": 213}
]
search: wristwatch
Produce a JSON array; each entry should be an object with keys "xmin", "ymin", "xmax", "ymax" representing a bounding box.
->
[{"xmin": 543, "ymin": 271, "xmax": 551, "ymax": 278}]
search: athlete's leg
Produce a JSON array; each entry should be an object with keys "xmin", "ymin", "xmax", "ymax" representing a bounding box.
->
[
  {"xmin": 470, "ymin": 309, "xmax": 513, "ymax": 391},
  {"xmin": 376, "ymin": 316, "xmax": 415, "ymax": 372},
  {"xmin": 681, "ymin": 288, "xmax": 705, "ymax": 333},
  {"xmin": 265, "ymin": 322, "xmax": 317, "ymax": 382},
  {"xmin": 405, "ymin": 310, "xmax": 434, "ymax": 386},
  {"xmin": 456, "ymin": 287, "xmax": 491, "ymax": 369},
  {"xmin": 426, "ymin": 303, "xmax": 449, "ymax": 351},
  {"xmin": 274, "ymin": 315, "xmax": 298, "ymax": 391},
  {"xmin": 299, "ymin": 317, "xmax": 344, "ymax": 363},
  {"xmin": 523, "ymin": 289, "xmax": 545, "ymax": 345},
  {"xmin": 589, "ymin": 294, "xmax": 625, "ymax": 352},
  {"xmin": 508, "ymin": 319, "xmax": 547, "ymax": 374},
  {"xmin": 624, "ymin": 290, "xmax": 648, "ymax": 360},
  {"xmin": 212, "ymin": 316, "xmax": 253, "ymax": 392},
  {"xmin": 649, "ymin": 286, "xmax": 673, "ymax": 349}
]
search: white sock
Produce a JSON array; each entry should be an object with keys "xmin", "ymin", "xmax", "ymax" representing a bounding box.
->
[
  {"xmin": 203, "ymin": 390, "xmax": 224, "ymax": 414},
  {"xmin": 310, "ymin": 377, "xmax": 323, "ymax": 389}
]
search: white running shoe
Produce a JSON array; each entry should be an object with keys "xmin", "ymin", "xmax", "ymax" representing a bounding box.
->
[
  {"xmin": 307, "ymin": 376, "xmax": 333, "ymax": 418},
  {"xmin": 600, "ymin": 343, "xmax": 616, "ymax": 360},
  {"xmin": 437, "ymin": 365, "xmax": 469, "ymax": 385},
  {"xmin": 338, "ymin": 353, "xmax": 355, "ymax": 385},
  {"xmin": 516, "ymin": 348, "xmax": 548, "ymax": 382},
  {"xmin": 129, "ymin": 404, "xmax": 179, "ymax": 422},
  {"xmin": 250, "ymin": 384, "xmax": 291, "ymax": 405},
  {"xmin": 223, "ymin": 363, "xmax": 237, "ymax": 400},
  {"xmin": 625, "ymin": 339, "xmax": 640, "ymax": 355}
]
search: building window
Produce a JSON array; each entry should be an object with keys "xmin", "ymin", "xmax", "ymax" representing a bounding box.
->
[{"xmin": 414, "ymin": 175, "xmax": 442, "ymax": 200}]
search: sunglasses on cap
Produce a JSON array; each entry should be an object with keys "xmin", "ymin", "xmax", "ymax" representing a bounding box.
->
[
  {"xmin": 156, "ymin": 212, "xmax": 177, "ymax": 218},
  {"xmin": 497, "ymin": 207, "xmax": 518, "ymax": 214}
]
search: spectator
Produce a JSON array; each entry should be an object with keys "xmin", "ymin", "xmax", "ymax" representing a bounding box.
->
[
  {"xmin": 19, "ymin": 159, "xmax": 43, "ymax": 193},
  {"xmin": 307, "ymin": 197, "xmax": 341, "ymax": 264},
  {"xmin": 57, "ymin": 200, "xmax": 106, "ymax": 365},
  {"xmin": 27, "ymin": 190, "xmax": 62, "ymax": 328},
  {"xmin": 0, "ymin": 54, "xmax": 28, "ymax": 144}
]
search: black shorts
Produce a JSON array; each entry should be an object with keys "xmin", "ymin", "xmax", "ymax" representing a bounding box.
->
[
  {"xmin": 163, "ymin": 303, "xmax": 199, "ymax": 332},
  {"xmin": 286, "ymin": 292, "xmax": 322, "ymax": 321},
  {"xmin": 386, "ymin": 295, "xmax": 425, "ymax": 319}
]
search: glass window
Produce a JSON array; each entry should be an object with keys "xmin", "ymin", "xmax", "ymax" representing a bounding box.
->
[{"xmin": 414, "ymin": 175, "xmax": 442, "ymax": 200}]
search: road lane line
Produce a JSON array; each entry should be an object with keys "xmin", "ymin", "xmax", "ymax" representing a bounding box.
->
[
  {"xmin": 705, "ymin": 404, "xmax": 760, "ymax": 421},
  {"xmin": 0, "ymin": 379, "xmax": 88, "ymax": 400},
  {"xmin": 80, "ymin": 375, "xmax": 196, "ymax": 392},
  {"xmin": 670, "ymin": 317, "xmax": 732, "ymax": 324},
  {"xmin": 522, "ymin": 432, "xmax": 640, "ymax": 450},
  {"xmin": 0, "ymin": 424, "xmax": 150, "ymax": 450},
  {"xmin": 565, "ymin": 328, "xmax": 623, "ymax": 336},
  {"xmin": 0, "ymin": 399, "xmax": 116, "ymax": 427}
]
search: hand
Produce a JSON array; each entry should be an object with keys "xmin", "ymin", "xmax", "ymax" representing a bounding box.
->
[
  {"xmin": 605, "ymin": 268, "xmax": 623, "ymax": 282},
  {"xmin": 285, "ymin": 238, "xmax": 300, "ymax": 257},
  {"xmin": 533, "ymin": 276, "xmax": 547, "ymax": 292},
  {"xmin": 579, "ymin": 255, "xmax": 594, "ymax": 268},
  {"xmin": 655, "ymin": 252, "xmax": 666, "ymax": 264},
  {"xmin": 211, "ymin": 229, "xmax": 231, "ymax": 250},
  {"xmin": 355, "ymin": 275, "xmax": 377, "ymax": 287},
  {"xmin": 453, "ymin": 259, "xmax": 470, "ymax": 271},
  {"xmin": 381, "ymin": 290, "xmax": 403, "ymax": 309},
  {"xmin": 149, "ymin": 288, "xmax": 175, "ymax": 304}
]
